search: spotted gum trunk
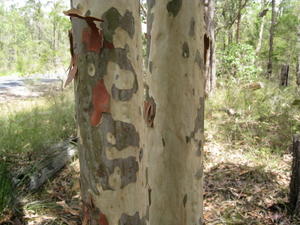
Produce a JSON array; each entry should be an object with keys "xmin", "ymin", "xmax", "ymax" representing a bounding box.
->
[
  {"xmin": 68, "ymin": 0, "xmax": 147, "ymax": 224},
  {"xmin": 146, "ymin": 0, "xmax": 205, "ymax": 224}
]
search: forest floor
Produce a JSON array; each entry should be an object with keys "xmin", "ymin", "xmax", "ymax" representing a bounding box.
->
[{"xmin": 1, "ymin": 78, "xmax": 300, "ymax": 224}]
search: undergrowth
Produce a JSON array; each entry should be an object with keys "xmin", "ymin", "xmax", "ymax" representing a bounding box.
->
[{"xmin": 206, "ymin": 79, "xmax": 300, "ymax": 156}]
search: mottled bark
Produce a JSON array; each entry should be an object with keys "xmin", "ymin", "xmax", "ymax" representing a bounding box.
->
[
  {"xmin": 204, "ymin": 0, "xmax": 216, "ymax": 97},
  {"xmin": 267, "ymin": 0, "xmax": 275, "ymax": 78},
  {"xmin": 69, "ymin": 1, "xmax": 147, "ymax": 224},
  {"xmin": 146, "ymin": 0, "xmax": 204, "ymax": 224}
]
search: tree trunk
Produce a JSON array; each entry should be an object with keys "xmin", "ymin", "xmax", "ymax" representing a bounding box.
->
[
  {"xmin": 290, "ymin": 135, "xmax": 300, "ymax": 215},
  {"xmin": 68, "ymin": 1, "xmax": 147, "ymax": 224},
  {"xmin": 235, "ymin": 0, "xmax": 242, "ymax": 43},
  {"xmin": 255, "ymin": 16, "xmax": 265, "ymax": 54},
  {"xmin": 280, "ymin": 64, "xmax": 289, "ymax": 86},
  {"xmin": 297, "ymin": 58, "xmax": 300, "ymax": 87},
  {"xmin": 256, "ymin": 0, "xmax": 267, "ymax": 55},
  {"xmin": 204, "ymin": 0, "xmax": 216, "ymax": 96},
  {"xmin": 267, "ymin": 0, "xmax": 275, "ymax": 78},
  {"xmin": 297, "ymin": 25, "xmax": 300, "ymax": 86},
  {"xmin": 146, "ymin": 1, "xmax": 204, "ymax": 224}
]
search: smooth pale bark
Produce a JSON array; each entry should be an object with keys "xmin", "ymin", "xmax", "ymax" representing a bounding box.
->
[
  {"xmin": 146, "ymin": 1, "xmax": 204, "ymax": 224},
  {"xmin": 256, "ymin": 0, "xmax": 267, "ymax": 55},
  {"xmin": 267, "ymin": 0, "xmax": 275, "ymax": 78},
  {"xmin": 69, "ymin": 0, "xmax": 147, "ymax": 224},
  {"xmin": 255, "ymin": 16, "xmax": 265, "ymax": 54},
  {"xmin": 204, "ymin": 0, "xmax": 216, "ymax": 96}
]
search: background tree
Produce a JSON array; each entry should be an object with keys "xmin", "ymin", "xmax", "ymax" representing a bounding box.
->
[
  {"xmin": 204, "ymin": 0, "xmax": 216, "ymax": 96},
  {"xmin": 267, "ymin": 0, "xmax": 276, "ymax": 78}
]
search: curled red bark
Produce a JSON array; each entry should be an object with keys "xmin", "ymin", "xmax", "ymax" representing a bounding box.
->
[{"xmin": 91, "ymin": 79, "xmax": 110, "ymax": 126}]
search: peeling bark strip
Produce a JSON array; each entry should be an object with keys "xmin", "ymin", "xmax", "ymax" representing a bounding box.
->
[
  {"xmin": 64, "ymin": 8, "xmax": 104, "ymax": 53},
  {"xmin": 65, "ymin": 54, "xmax": 78, "ymax": 87},
  {"xmin": 64, "ymin": 30, "xmax": 78, "ymax": 87},
  {"xmin": 143, "ymin": 99, "xmax": 156, "ymax": 127},
  {"xmin": 90, "ymin": 79, "xmax": 110, "ymax": 126}
]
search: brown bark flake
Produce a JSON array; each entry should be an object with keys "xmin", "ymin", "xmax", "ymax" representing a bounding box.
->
[
  {"xmin": 65, "ymin": 54, "xmax": 78, "ymax": 87},
  {"xmin": 99, "ymin": 212, "xmax": 109, "ymax": 225},
  {"xmin": 143, "ymin": 99, "xmax": 156, "ymax": 128},
  {"xmin": 91, "ymin": 79, "xmax": 110, "ymax": 127}
]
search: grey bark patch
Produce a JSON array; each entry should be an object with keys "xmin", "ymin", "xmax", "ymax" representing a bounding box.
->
[
  {"xmin": 102, "ymin": 8, "xmax": 135, "ymax": 42},
  {"xmin": 101, "ymin": 7, "xmax": 122, "ymax": 42},
  {"xmin": 139, "ymin": 149, "xmax": 143, "ymax": 162},
  {"xmin": 119, "ymin": 212, "xmax": 147, "ymax": 225},
  {"xmin": 120, "ymin": 11, "xmax": 135, "ymax": 38},
  {"xmin": 189, "ymin": 17, "xmax": 196, "ymax": 36},
  {"xmin": 85, "ymin": 10, "xmax": 91, "ymax": 17},
  {"xmin": 182, "ymin": 42, "xmax": 190, "ymax": 59},
  {"xmin": 183, "ymin": 194, "xmax": 187, "ymax": 207},
  {"xmin": 149, "ymin": 61, "xmax": 153, "ymax": 73},
  {"xmin": 110, "ymin": 47, "xmax": 138, "ymax": 101},
  {"xmin": 116, "ymin": 156, "xmax": 139, "ymax": 188},
  {"xmin": 147, "ymin": 0, "xmax": 156, "ymax": 11},
  {"xmin": 195, "ymin": 50, "xmax": 203, "ymax": 69},
  {"xmin": 101, "ymin": 114, "xmax": 140, "ymax": 150},
  {"xmin": 148, "ymin": 188, "xmax": 152, "ymax": 205},
  {"xmin": 162, "ymin": 137, "xmax": 166, "ymax": 147},
  {"xmin": 195, "ymin": 168, "xmax": 203, "ymax": 180},
  {"xmin": 99, "ymin": 156, "xmax": 139, "ymax": 190},
  {"xmin": 167, "ymin": 0, "xmax": 182, "ymax": 17},
  {"xmin": 185, "ymin": 136, "xmax": 190, "ymax": 143},
  {"xmin": 196, "ymin": 140, "xmax": 202, "ymax": 156}
]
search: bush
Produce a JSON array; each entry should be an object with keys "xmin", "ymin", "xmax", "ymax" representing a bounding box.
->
[{"xmin": 217, "ymin": 43, "xmax": 261, "ymax": 82}]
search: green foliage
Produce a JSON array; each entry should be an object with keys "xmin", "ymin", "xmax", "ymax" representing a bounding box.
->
[
  {"xmin": 217, "ymin": 43, "xmax": 261, "ymax": 82},
  {"xmin": 0, "ymin": 0, "xmax": 70, "ymax": 76},
  {"xmin": 206, "ymin": 79, "xmax": 300, "ymax": 154}
]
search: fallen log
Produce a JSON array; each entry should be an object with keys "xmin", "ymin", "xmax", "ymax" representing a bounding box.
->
[{"xmin": 15, "ymin": 138, "xmax": 78, "ymax": 191}]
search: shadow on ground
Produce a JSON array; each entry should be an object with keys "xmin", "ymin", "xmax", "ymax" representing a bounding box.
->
[{"xmin": 204, "ymin": 162, "xmax": 299, "ymax": 225}]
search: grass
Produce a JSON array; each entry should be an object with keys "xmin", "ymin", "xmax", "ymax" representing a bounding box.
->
[
  {"xmin": 204, "ymin": 78, "xmax": 300, "ymax": 224},
  {"xmin": 0, "ymin": 88, "xmax": 76, "ymax": 220},
  {"xmin": 0, "ymin": 90, "xmax": 76, "ymax": 156},
  {"xmin": 205, "ymin": 79, "xmax": 300, "ymax": 157}
]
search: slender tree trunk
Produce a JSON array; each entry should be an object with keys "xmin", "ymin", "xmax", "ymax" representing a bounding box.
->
[
  {"xmin": 68, "ymin": 1, "xmax": 147, "ymax": 224},
  {"xmin": 204, "ymin": 0, "xmax": 216, "ymax": 96},
  {"xmin": 280, "ymin": 64, "xmax": 289, "ymax": 86},
  {"xmin": 290, "ymin": 135, "xmax": 300, "ymax": 215},
  {"xmin": 146, "ymin": 1, "xmax": 204, "ymax": 224},
  {"xmin": 236, "ymin": 0, "xmax": 242, "ymax": 43},
  {"xmin": 296, "ymin": 25, "xmax": 300, "ymax": 86},
  {"xmin": 267, "ymin": 0, "xmax": 275, "ymax": 78},
  {"xmin": 256, "ymin": 17, "xmax": 265, "ymax": 54}
]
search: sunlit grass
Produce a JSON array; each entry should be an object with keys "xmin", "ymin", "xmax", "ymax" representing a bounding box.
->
[{"xmin": 0, "ymin": 89, "xmax": 76, "ymax": 156}]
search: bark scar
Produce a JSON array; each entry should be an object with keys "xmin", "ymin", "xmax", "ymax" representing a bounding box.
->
[
  {"xmin": 144, "ymin": 98, "xmax": 156, "ymax": 128},
  {"xmin": 91, "ymin": 79, "xmax": 110, "ymax": 127}
]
